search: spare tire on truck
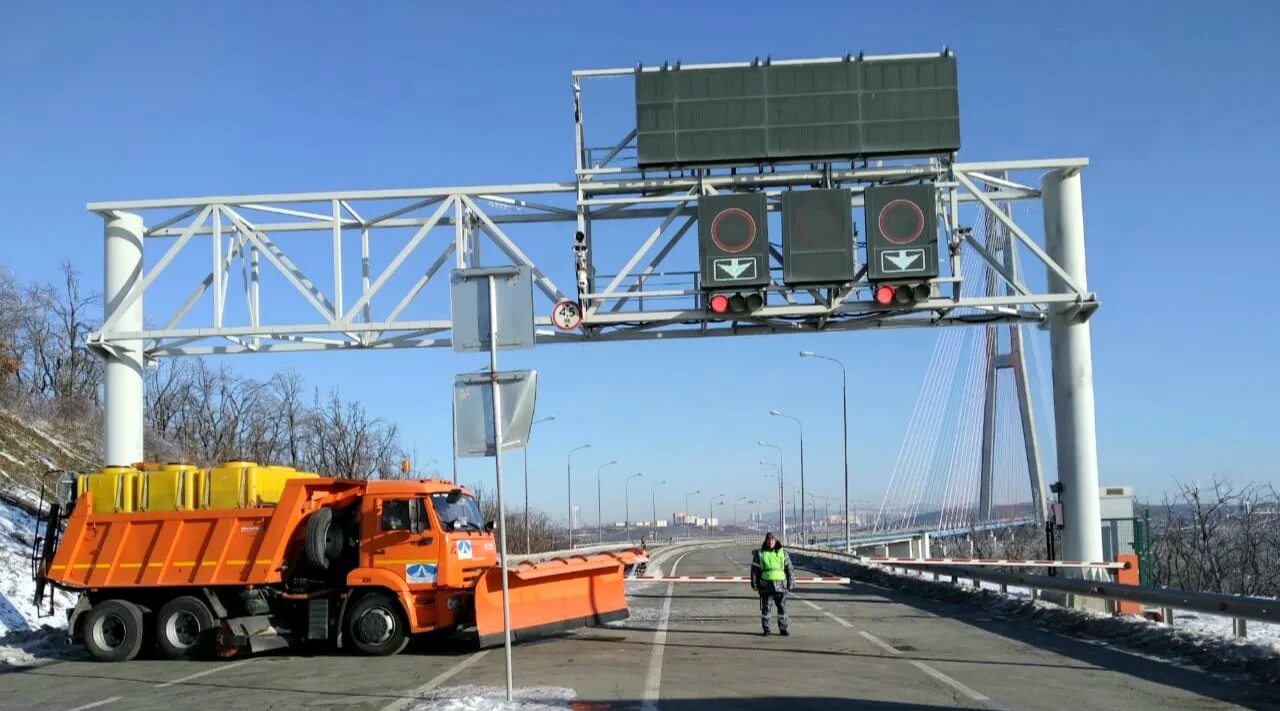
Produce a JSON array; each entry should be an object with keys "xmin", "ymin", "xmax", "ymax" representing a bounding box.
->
[
  {"xmin": 82, "ymin": 599, "xmax": 145, "ymax": 662},
  {"xmin": 305, "ymin": 508, "xmax": 345, "ymax": 570},
  {"xmin": 155, "ymin": 595, "xmax": 216, "ymax": 660}
]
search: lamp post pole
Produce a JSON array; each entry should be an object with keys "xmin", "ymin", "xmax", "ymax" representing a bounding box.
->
[
  {"xmin": 566, "ymin": 444, "xmax": 590, "ymax": 549},
  {"xmin": 685, "ymin": 490, "xmax": 700, "ymax": 539},
  {"xmin": 732, "ymin": 497, "xmax": 747, "ymax": 533},
  {"xmin": 770, "ymin": 411, "xmax": 806, "ymax": 541},
  {"xmin": 801, "ymin": 351, "xmax": 850, "ymax": 553},
  {"xmin": 597, "ymin": 460, "xmax": 618, "ymax": 544},
  {"xmin": 651, "ymin": 480, "xmax": 667, "ymax": 540},
  {"xmin": 624, "ymin": 473, "xmax": 642, "ymax": 541},
  {"xmin": 757, "ymin": 445, "xmax": 784, "ymax": 543},
  {"xmin": 709, "ymin": 494, "xmax": 725, "ymax": 538}
]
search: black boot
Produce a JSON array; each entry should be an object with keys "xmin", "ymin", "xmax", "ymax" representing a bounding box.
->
[
  {"xmin": 762, "ymin": 627, "xmax": 771, "ymax": 636},
  {"xmin": 779, "ymin": 627, "xmax": 790, "ymax": 636}
]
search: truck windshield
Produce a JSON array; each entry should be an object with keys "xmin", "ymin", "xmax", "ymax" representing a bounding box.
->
[{"xmin": 430, "ymin": 492, "xmax": 484, "ymax": 532}]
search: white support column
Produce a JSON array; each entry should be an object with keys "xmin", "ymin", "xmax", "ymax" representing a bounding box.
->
[
  {"xmin": 1042, "ymin": 169, "xmax": 1104, "ymax": 575},
  {"xmin": 103, "ymin": 212, "xmax": 145, "ymax": 466}
]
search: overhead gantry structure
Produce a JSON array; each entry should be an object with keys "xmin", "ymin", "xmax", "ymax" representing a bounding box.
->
[{"xmin": 88, "ymin": 53, "xmax": 1105, "ymax": 572}]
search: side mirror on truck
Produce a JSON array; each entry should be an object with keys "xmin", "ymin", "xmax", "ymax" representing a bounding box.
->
[{"xmin": 484, "ymin": 521, "xmax": 496, "ymax": 533}]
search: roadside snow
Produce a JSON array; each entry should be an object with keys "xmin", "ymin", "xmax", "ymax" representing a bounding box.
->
[
  {"xmin": 0, "ymin": 627, "xmax": 81, "ymax": 667},
  {"xmin": 796, "ymin": 550, "xmax": 1280, "ymax": 686},
  {"xmin": 0, "ymin": 497, "xmax": 75, "ymax": 634},
  {"xmin": 962, "ymin": 576, "xmax": 1280, "ymax": 646},
  {"xmin": 1168, "ymin": 608, "xmax": 1280, "ymax": 644},
  {"xmin": 0, "ymin": 497, "xmax": 79, "ymax": 667},
  {"xmin": 408, "ymin": 685, "xmax": 574, "ymax": 710}
]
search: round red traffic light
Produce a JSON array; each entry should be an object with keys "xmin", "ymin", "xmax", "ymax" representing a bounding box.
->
[
  {"xmin": 878, "ymin": 199, "xmax": 926, "ymax": 245},
  {"xmin": 709, "ymin": 294, "xmax": 730, "ymax": 313},
  {"xmin": 710, "ymin": 207, "xmax": 757, "ymax": 253},
  {"xmin": 874, "ymin": 284, "xmax": 896, "ymax": 305}
]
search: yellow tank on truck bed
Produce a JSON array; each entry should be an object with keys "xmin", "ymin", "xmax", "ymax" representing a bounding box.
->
[
  {"xmin": 137, "ymin": 464, "xmax": 199, "ymax": 512},
  {"xmin": 202, "ymin": 461, "xmax": 319, "ymax": 509}
]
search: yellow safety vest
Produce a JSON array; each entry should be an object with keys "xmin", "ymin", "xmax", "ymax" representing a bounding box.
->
[{"xmin": 759, "ymin": 548, "xmax": 786, "ymax": 582}]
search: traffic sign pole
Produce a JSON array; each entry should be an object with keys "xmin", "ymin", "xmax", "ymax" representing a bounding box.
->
[{"xmin": 486, "ymin": 274, "xmax": 515, "ymax": 701}]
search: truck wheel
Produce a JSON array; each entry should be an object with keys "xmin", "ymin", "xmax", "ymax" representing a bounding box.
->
[
  {"xmin": 155, "ymin": 596, "xmax": 216, "ymax": 660},
  {"xmin": 83, "ymin": 599, "xmax": 145, "ymax": 662},
  {"xmin": 345, "ymin": 593, "xmax": 409, "ymax": 656},
  {"xmin": 306, "ymin": 509, "xmax": 344, "ymax": 570}
]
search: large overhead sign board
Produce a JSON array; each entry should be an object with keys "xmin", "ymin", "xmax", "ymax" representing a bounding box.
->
[{"xmin": 636, "ymin": 54, "xmax": 959, "ymax": 168}]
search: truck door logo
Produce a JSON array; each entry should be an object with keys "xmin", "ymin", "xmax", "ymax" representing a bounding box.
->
[
  {"xmin": 406, "ymin": 563, "xmax": 437, "ymax": 584},
  {"xmin": 456, "ymin": 540, "xmax": 473, "ymax": 560}
]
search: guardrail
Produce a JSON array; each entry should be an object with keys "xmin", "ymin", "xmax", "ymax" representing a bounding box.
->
[{"xmin": 794, "ymin": 547, "xmax": 1278, "ymax": 639}]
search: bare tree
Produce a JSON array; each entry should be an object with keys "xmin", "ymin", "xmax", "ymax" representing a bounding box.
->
[
  {"xmin": 302, "ymin": 390, "xmax": 401, "ymax": 479},
  {"xmin": 1148, "ymin": 478, "xmax": 1280, "ymax": 596}
]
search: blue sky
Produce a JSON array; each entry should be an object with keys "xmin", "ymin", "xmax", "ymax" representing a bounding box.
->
[{"xmin": 2, "ymin": 2, "xmax": 1277, "ymax": 523}]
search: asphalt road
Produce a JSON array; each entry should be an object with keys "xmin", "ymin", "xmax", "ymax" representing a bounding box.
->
[{"xmin": 2, "ymin": 544, "xmax": 1278, "ymax": 710}]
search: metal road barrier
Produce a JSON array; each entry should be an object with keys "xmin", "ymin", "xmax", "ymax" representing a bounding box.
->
[
  {"xmin": 794, "ymin": 547, "xmax": 1279, "ymax": 639},
  {"xmin": 861, "ymin": 556, "xmax": 1127, "ymax": 570},
  {"xmin": 631, "ymin": 575, "xmax": 850, "ymax": 584}
]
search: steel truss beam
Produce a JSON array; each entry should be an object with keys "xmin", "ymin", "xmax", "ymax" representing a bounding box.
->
[{"xmin": 86, "ymin": 158, "xmax": 1092, "ymax": 357}]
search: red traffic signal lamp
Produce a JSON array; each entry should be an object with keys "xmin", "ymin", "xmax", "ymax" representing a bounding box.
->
[
  {"xmin": 872, "ymin": 282, "xmax": 931, "ymax": 306},
  {"xmin": 708, "ymin": 291, "xmax": 763, "ymax": 315}
]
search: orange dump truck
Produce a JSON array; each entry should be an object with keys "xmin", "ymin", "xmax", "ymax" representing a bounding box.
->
[{"xmin": 34, "ymin": 464, "xmax": 640, "ymax": 662}]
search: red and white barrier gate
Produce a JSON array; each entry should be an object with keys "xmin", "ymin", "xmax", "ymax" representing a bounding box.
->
[
  {"xmin": 863, "ymin": 556, "xmax": 1128, "ymax": 570},
  {"xmin": 628, "ymin": 575, "xmax": 850, "ymax": 584}
]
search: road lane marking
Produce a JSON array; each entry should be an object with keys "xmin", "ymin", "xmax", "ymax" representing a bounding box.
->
[
  {"xmin": 67, "ymin": 698, "xmax": 121, "ymax": 711},
  {"xmin": 155, "ymin": 660, "xmax": 252, "ymax": 688},
  {"xmin": 858, "ymin": 630, "xmax": 997, "ymax": 706},
  {"xmin": 909, "ymin": 660, "xmax": 992, "ymax": 703},
  {"xmin": 382, "ymin": 649, "xmax": 492, "ymax": 711},
  {"xmin": 642, "ymin": 550, "xmax": 689, "ymax": 710},
  {"xmin": 798, "ymin": 598, "xmax": 853, "ymax": 628},
  {"xmin": 821, "ymin": 611, "xmax": 853, "ymax": 628},
  {"xmin": 858, "ymin": 630, "xmax": 902, "ymax": 656}
]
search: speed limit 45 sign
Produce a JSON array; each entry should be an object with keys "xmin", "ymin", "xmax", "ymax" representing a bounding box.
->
[{"xmin": 551, "ymin": 300, "xmax": 583, "ymax": 331}]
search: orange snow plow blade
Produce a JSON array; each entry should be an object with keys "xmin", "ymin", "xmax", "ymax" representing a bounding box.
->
[{"xmin": 473, "ymin": 549, "xmax": 645, "ymax": 646}]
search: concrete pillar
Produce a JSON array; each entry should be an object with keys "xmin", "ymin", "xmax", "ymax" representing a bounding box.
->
[
  {"xmin": 1042, "ymin": 170, "xmax": 1104, "ymax": 575},
  {"xmin": 103, "ymin": 212, "xmax": 145, "ymax": 466}
]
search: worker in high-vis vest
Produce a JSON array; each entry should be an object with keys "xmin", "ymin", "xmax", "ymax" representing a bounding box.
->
[{"xmin": 750, "ymin": 532, "xmax": 794, "ymax": 635}]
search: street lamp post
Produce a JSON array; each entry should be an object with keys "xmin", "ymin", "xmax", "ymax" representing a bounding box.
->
[
  {"xmin": 770, "ymin": 410, "xmax": 806, "ymax": 542},
  {"xmin": 757, "ymin": 443, "xmax": 785, "ymax": 543},
  {"xmin": 597, "ymin": 460, "xmax": 618, "ymax": 544},
  {"xmin": 709, "ymin": 494, "xmax": 725, "ymax": 538},
  {"xmin": 651, "ymin": 480, "xmax": 667, "ymax": 540},
  {"xmin": 801, "ymin": 350, "xmax": 851, "ymax": 553},
  {"xmin": 524, "ymin": 415, "xmax": 555, "ymax": 554},
  {"xmin": 732, "ymin": 497, "xmax": 747, "ymax": 532},
  {"xmin": 624, "ymin": 473, "xmax": 643, "ymax": 540},
  {"xmin": 566, "ymin": 444, "xmax": 590, "ymax": 549},
  {"xmin": 685, "ymin": 490, "xmax": 700, "ymax": 539},
  {"xmin": 782, "ymin": 483, "xmax": 801, "ymax": 536}
]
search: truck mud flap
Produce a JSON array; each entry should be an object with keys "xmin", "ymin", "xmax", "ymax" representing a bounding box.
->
[
  {"xmin": 217, "ymin": 615, "xmax": 296, "ymax": 656},
  {"xmin": 473, "ymin": 549, "xmax": 645, "ymax": 647}
]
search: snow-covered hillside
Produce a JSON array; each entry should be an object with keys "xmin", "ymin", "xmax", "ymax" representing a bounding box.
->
[
  {"xmin": 0, "ymin": 411, "xmax": 97, "ymax": 667},
  {"xmin": 0, "ymin": 495, "xmax": 81, "ymax": 667}
]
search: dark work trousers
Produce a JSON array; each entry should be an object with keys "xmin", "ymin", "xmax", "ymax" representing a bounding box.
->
[{"xmin": 758, "ymin": 582, "xmax": 789, "ymax": 631}]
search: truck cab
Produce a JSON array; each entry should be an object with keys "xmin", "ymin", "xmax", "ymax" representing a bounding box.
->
[{"xmin": 343, "ymin": 481, "xmax": 498, "ymax": 652}]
